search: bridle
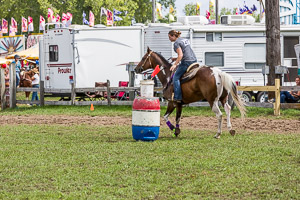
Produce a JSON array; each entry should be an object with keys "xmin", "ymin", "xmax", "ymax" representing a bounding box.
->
[{"xmin": 139, "ymin": 51, "xmax": 153, "ymax": 71}]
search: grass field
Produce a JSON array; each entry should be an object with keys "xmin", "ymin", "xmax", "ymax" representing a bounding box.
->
[{"xmin": 0, "ymin": 106, "xmax": 299, "ymax": 199}]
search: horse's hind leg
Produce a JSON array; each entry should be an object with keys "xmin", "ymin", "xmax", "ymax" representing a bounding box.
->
[
  {"xmin": 221, "ymin": 96, "xmax": 235, "ymax": 136},
  {"xmin": 224, "ymin": 102, "xmax": 236, "ymax": 136},
  {"xmin": 211, "ymin": 100, "xmax": 223, "ymax": 139},
  {"xmin": 163, "ymin": 102, "xmax": 176, "ymax": 131}
]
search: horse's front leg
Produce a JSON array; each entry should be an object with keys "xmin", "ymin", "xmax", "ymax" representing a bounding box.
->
[
  {"xmin": 174, "ymin": 103, "xmax": 183, "ymax": 137},
  {"xmin": 163, "ymin": 102, "xmax": 176, "ymax": 131},
  {"xmin": 211, "ymin": 100, "xmax": 223, "ymax": 139},
  {"xmin": 25, "ymin": 92, "xmax": 30, "ymax": 101}
]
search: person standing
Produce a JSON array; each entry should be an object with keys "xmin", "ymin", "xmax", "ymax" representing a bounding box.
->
[
  {"xmin": 31, "ymin": 68, "xmax": 40, "ymax": 104},
  {"xmin": 14, "ymin": 54, "xmax": 21, "ymax": 87},
  {"xmin": 168, "ymin": 30, "xmax": 197, "ymax": 103}
]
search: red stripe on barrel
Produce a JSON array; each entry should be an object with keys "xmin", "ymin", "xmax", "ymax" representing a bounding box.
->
[{"xmin": 132, "ymin": 97, "xmax": 160, "ymax": 111}]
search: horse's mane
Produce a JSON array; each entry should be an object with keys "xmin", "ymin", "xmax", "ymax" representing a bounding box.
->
[{"xmin": 153, "ymin": 51, "xmax": 171, "ymax": 68}]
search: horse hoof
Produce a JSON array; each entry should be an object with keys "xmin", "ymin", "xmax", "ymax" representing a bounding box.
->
[
  {"xmin": 214, "ymin": 135, "xmax": 220, "ymax": 139},
  {"xmin": 229, "ymin": 130, "xmax": 236, "ymax": 136},
  {"xmin": 174, "ymin": 128, "xmax": 180, "ymax": 137}
]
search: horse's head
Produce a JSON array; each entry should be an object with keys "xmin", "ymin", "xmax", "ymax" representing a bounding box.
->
[{"xmin": 134, "ymin": 47, "xmax": 154, "ymax": 74}]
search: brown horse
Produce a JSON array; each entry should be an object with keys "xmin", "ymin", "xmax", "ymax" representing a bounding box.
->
[
  {"xmin": 135, "ymin": 48, "xmax": 246, "ymax": 139},
  {"xmin": 19, "ymin": 70, "xmax": 35, "ymax": 100}
]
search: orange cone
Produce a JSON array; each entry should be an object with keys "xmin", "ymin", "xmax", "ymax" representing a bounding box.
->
[{"xmin": 90, "ymin": 104, "xmax": 94, "ymax": 111}]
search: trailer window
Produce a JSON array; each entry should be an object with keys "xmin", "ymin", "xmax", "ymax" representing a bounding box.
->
[
  {"xmin": 49, "ymin": 45, "xmax": 59, "ymax": 62},
  {"xmin": 284, "ymin": 36, "xmax": 299, "ymax": 58},
  {"xmin": 205, "ymin": 52, "xmax": 224, "ymax": 66},
  {"xmin": 244, "ymin": 43, "xmax": 266, "ymax": 69},
  {"xmin": 206, "ymin": 32, "xmax": 213, "ymax": 42},
  {"xmin": 215, "ymin": 32, "xmax": 222, "ymax": 41},
  {"xmin": 245, "ymin": 63, "xmax": 265, "ymax": 69},
  {"xmin": 206, "ymin": 32, "xmax": 222, "ymax": 42}
]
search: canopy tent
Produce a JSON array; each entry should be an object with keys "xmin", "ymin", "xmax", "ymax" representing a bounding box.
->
[
  {"xmin": 0, "ymin": 57, "xmax": 11, "ymax": 65},
  {"xmin": 6, "ymin": 44, "xmax": 39, "ymax": 60}
]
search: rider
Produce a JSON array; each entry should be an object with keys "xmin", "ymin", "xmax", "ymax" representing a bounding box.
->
[{"xmin": 168, "ymin": 30, "xmax": 197, "ymax": 103}]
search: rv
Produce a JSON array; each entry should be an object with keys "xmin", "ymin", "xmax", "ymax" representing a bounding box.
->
[
  {"xmin": 40, "ymin": 24, "xmax": 145, "ymax": 94},
  {"xmin": 144, "ymin": 16, "xmax": 300, "ymax": 102}
]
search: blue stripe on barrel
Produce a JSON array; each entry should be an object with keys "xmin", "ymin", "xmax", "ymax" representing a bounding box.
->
[{"xmin": 132, "ymin": 97, "xmax": 160, "ymax": 141}]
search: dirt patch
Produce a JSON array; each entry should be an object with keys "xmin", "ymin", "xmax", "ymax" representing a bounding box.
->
[{"xmin": 0, "ymin": 115, "xmax": 299, "ymax": 134}]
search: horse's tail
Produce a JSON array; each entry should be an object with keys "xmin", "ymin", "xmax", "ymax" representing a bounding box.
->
[{"xmin": 220, "ymin": 72, "xmax": 246, "ymax": 119}]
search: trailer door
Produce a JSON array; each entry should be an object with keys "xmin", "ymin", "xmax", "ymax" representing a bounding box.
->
[{"xmin": 44, "ymin": 29, "xmax": 74, "ymax": 89}]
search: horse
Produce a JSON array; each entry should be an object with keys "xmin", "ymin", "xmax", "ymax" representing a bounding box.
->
[
  {"xmin": 134, "ymin": 48, "xmax": 246, "ymax": 139},
  {"xmin": 19, "ymin": 70, "xmax": 35, "ymax": 101}
]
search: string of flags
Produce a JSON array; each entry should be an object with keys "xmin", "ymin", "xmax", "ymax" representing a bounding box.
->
[{"xmin": 0, "ymin": 8, "xmax": 73, "ymax": 36}]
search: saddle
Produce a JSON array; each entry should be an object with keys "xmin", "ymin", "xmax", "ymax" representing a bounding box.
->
[
  {"xmin": 163, "ymin": 63, "xmax": 205, "ymax": 101},
  {"xmin": 180, "ymin": 63, "xmax": 201, "ymax": 84}
]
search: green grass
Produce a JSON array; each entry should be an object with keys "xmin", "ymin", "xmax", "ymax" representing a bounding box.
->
[
  {"xmin": 1, "ymin": 104, "xmax": 300, "ymax": 120},
  {"xmin": 0, "ymin": 125, "xmax": 299, "ymax": 199}
]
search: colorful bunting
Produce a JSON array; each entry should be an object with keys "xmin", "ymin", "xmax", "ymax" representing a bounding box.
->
[
  {"xmin": 22, "ymin": 17, "xmax": 28, "ymax": 32},
  {"xmin": 114, "ymin": 9, "xmax": 122, "ymax": 15},
  {"xmin": 28, "ymin": 16, "xmax": 34, "ymax": 32},
  {"xmin": 11, "ymin": 17, "xmax": 17, "ymax": 33},
  {"xmin": 82, "ymin": 11, "xmax": 89, "ymax": 25},
  {"xmin": 2, "ymin": 19, "xmax": 8, "ymax": 33},
  {"xmin": 101, "ymin": 7, "xmax": 107, "ymax": 16},
  {"xmin": 107, "ymin": 9, "xmax": 113, "ymax": 25},
  {"xmin": 39, "ymin": 15, "xmax": 45, "ymax": 31},
  {"xmin": 62, "ymin": 13, "xmax": 67, "ymax": 27},
  {"xmin": 66, "ymin": 12, "xmax": 72, "ymax": 27},
  {"xmin": 89, "ymin": 11, "xmax": 95, "ymax": 27},
  {"xmin": 55, "ymin": 14, "xmax": 61, "ymax": 28},
  {"xmin": 156, "ymin": 2, "xmax": 163, "ymax": 20},
  {"xmin": 48, "ymin": 8, "xmax": 55, "ymax": 23}
]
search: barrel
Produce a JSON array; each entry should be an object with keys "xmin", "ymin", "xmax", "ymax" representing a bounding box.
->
[
  {"xmin": 132, "ymin": 97, "xmax": 160, "ymax": 141},
  {"xmin": 140, "ymin": 80, "xmax": 154, "ymax": 97}
]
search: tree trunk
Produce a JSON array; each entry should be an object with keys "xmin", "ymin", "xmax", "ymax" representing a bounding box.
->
[
  {"xmin": 265, "ymin": 0, "xmax": 281, "ymax": 99},
  {"xmin": 152, "ymin": 0, "xmax": 156, "ymax": 23}
]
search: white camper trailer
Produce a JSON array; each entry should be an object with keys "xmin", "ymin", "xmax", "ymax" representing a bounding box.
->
[
  {"xmin": 40, "ymin": 24, "xmax": 144, "ymax": 93},
  {"xmin": 144, "ymin": 18, "xmax": 300, "ymax": 102}
]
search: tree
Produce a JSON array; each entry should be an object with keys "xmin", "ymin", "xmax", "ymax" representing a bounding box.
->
[
  {"xmin": 0, "ymin": 0, "xmax": 138, "ymax": 34},
  {"xmin": 133, "ymin": 0, "xmax": 176, "ymax": 24},
  {"xmin": 184, "ymin": 3, "xmax": 197, "ymax": 16}
]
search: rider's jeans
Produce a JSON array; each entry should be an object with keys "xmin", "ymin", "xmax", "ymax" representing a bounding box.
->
[{"xmin": 173, "ymin": 60, "xmax": 196, "ymax": 101}]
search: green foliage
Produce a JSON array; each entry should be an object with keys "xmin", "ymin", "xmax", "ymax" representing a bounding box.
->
[
  {"xmin": 133, "ymin": 0, "xmax": 176, "ymax": 24},
  {"xmin": 184, "ymin": 3, "xmax": 197, "ymax": 16},
  {"xmin": 0, "ymin": 0, "xmax": 138, "ymax": 33}
]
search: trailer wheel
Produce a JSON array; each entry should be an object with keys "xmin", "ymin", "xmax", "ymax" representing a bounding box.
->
[
  {"xmin": 256, "ymin": 92, "xmax": 268, "ymax": 102},
  {"xmin": 241, "ymin": 92, "xmax": 252, "ymax": 102}
]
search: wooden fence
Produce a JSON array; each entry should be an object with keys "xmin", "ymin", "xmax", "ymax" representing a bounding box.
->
[
  {"xmin": 0, "ymin": 66, "xmax": 299, "ymax": 115},
  {"xmin": 237, "ymin": 79, "xmax": 300, "ymax": 115}
]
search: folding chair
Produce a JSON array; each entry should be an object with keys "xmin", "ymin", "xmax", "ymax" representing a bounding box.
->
[{"xmin": 112, "ymin": 81, "xmax": 129, "ymax": 100}]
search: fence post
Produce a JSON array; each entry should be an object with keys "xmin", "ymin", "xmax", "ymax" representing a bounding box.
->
[
  {"xmin": 274, "ymin": 79, "xmax": 280, "ymax": 116},
  {"xmin": 9, "ymin": 63, "xmax": 16, "ymax": 108},
  {"xmin": 107, "ymin": 80, "xmax": 111, "ymax": 106},
  {"xmin": 128, "ymin": 62, "xmax": 135, "ymax": 101},
  {"xmin": 71, "ymin": 82, "xmax": 75, "ymax": 105},
  {"xmin": 0, "ymin": 68, "xmax": 6, "ymax": 110},
  {"xmin": 40, "ymin": 80, "xmax": 45, "ymax": 107}
]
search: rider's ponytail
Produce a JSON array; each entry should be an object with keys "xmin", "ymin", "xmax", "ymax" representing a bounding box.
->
[{"xmin": 168, "ymin": 30, "xmax": 181, "ymax": 38}]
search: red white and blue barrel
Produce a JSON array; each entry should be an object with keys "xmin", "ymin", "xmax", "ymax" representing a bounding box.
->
[{"xmin": 132, "ymin": 97, "xmax": 160, "ymax": 141}]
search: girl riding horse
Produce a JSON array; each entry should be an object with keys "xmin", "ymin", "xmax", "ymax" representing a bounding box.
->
[{"xmin": 135, "ymin": 47, "xmax": 246, "ymax": 139}]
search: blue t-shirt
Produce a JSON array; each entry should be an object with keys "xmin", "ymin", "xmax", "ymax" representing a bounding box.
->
[
  {"xmin": 173, "ymin": 37, "xmax": 197, "ymax": 62},
  {"xmin": 15, "ymin": 61, "xmax": 21, "ymax": 72}
]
